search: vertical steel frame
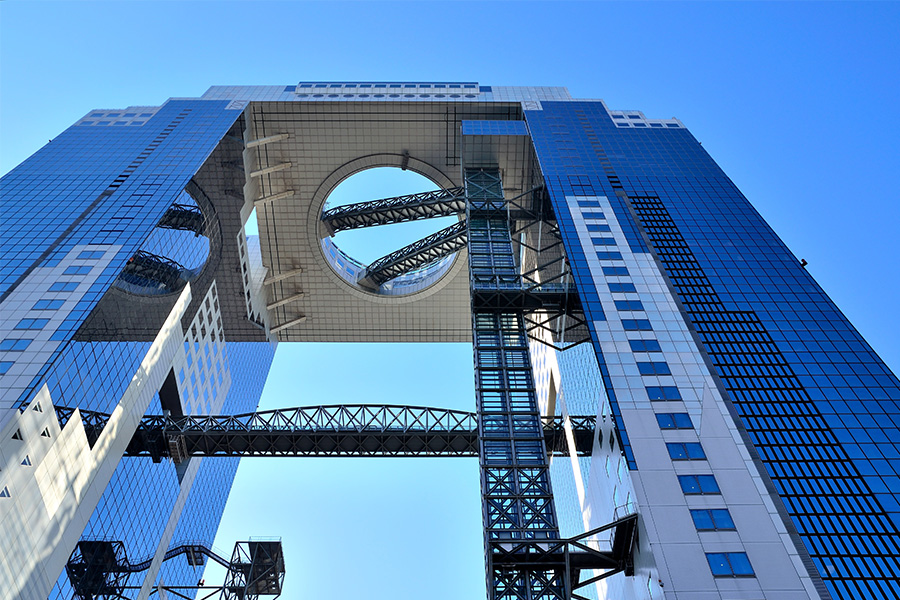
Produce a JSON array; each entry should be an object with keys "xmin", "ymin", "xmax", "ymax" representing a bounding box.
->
[{"xmin": 466, "ymin": 169, "xmax": 567, "ymax": 600}]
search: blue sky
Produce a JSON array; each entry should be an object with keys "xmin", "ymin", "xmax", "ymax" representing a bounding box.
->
[{"xmin": 2, "ymin": 1, "xmax": 899, "ymax": 598}]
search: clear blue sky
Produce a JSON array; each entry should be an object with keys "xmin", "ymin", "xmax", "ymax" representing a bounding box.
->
[{"xmin": 2, "ymin": 2, "xmax": 899, "ymax": 598}]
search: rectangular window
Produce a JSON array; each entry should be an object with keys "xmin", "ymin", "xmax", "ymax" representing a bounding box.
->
[
  {"xmin": 690, "ymin": 509, "xmax": 735, "ymax": 531},
  {"xmin": 646, "ymin": 386, "xmax": 681, "ymax": 401},
  {"xmin": 63, "ymin": 266, "xmax": 92, "ymax": 275},
  {"xmin": 0, "ymin": 339, "xmax": 32, "ymax": 352},
  {"xmin": 667, "ymin": 442, "xmax": 706, "ymax": 460},
  {"xmin": 587, "ymin": 223, "xmax": 611, "ymax": 232},
  {"xmin": 656, "ymin": 413, "xmax": 694, "ymax": 429},
  {"xmin": 616, "ymin": 300, "xmax": 644, "ymax": 311},
  {"xmin": 577, "ymin": 200, "xmax": 601, "ymax": 208},
  {"xmin": 706, "ymin": 552, "xmax": 754, "ymax": 577},
  {"xmin": 32, "ymin": 299, "xmax": 65, "ymax": 310},
  {"xmin": 582, "ymin": 211, "xmax": 605, "ymax": 220},
  {"xmin": 15, "ymin": 319, "xmax": 50, "ymax": 331},
  {"xmin": 77, "ymin": 250, "xmax": 105, "ymax": 260},
  {"xmin": 49, "ymin": 282, "xmax": 79, "ymax": 292},
  {"xmin": 592, "ymin": 237, "xmax": 617, "ymax": 246},
  {"xmin": 623, "ymin": 319, "xmax": 653, "ymax": 331},
  {"xmin": 638, "ymin": 361, "xmax": 671, "ymax": 375},
  {"xmin": 596, "ymin": 251, "xmax": 623, "ymax": 260},
  {"xmin": 602, "ymin": 266, "xmax": 629, "ymax": 276},
  {"xmin": 609, "ymin": 282, "xmax": 637, "ymax": 293},
  {"xmin": 678, "ymin": 474, "xmax": 720, "ymax": 495},
  {"xmin": 628, "ymin": 339, "xmax": 661, "ymax": 352}
]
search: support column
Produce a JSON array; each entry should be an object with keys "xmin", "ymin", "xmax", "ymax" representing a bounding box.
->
[{"xmin": 466, "ymin": 169, "xmax": 566, "ymax": 600}]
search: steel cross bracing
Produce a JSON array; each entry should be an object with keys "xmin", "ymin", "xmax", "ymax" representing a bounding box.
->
[
  {"xmin": 466, "ymin": 169, "xmax": 636, "ymax": 600},
  {"xmin": 466, "ymin": 168, "xmax": 568, "ymax": 599},
  {"xmin": 66, "ymin": 539, "xmax": 284, "ymax": 600},
  {"xmin": 357, "ymin": 220, "xmax": 468, "ymax": 289},
  {"xmin": 117, "ymin": 250, "xmax": 186, "ymax": 292},
  {"xmin": 320, "ymin": 186, "xmax": 466, "ymax": 235},
  {"xmin": 156, "ymin": 202, "xmax": 205, "ymax": 235},
  {"xmin": 53, "ymin": 405, "xmax": 598, "ymax": 460}
]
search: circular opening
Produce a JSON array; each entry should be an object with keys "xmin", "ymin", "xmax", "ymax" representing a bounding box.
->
[
  {"xmin": 321, "ymin": 167, "xmax": 461, "ymax": 296},
  {"xmin": 115, "ymin": 190, "xmax": 212, "ymax": 295}
]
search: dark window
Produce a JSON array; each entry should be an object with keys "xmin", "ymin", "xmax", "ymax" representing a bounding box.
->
[
  {"xmin": 577, "ymin": 200, "xmax": 601, "ymax": 208},
  {"xmin": 0, "ymin": 339, "xmax": 32, "ymax": 352},
  {"xmin": 690, "ymin": 509, "xmax": 735, "ymax": 531},
  {"xmin": 678, "ymin": 475, "xmax": 720, "ymax": 495},
  {"xmin": 656, "ymin": 413, "xmax": 694, "ymax": 429},
  {"xmin": 0, "ymin": 362, "xmax": 13, "ymax": 376},
  {"xmin": 32, "ymin": 299, "xmax": 64, "ymax": 310},
  {"xmin": 638, "ymin": 361, "xmax": 671, "ymax": 375},
  {"xmin": 646, "ymin": 386, "xmax": 681, "ymax": 401},
  {"xmin": 77, "ymin": 250, "xmax": 105, "ymax": 260},
  {"xmin": 623, "ymin": 319, "xmax": 653, "ymax": 331},
  {"xmin": 706, "ymin": 552, "xmax": 754, "ymax": 577},
  {"xmin": 603, "ymin": 266, "xmax": 629, "ymax": 276},
  {"xmin": 582, "ymin": 211, "xmax": 605, "ymax": 219},
  {"xmin": 616, "ymin": 300, "xmax": 644, "ymax": 311},
  {"xmin": 667, "ymin": 442, "xmax": 706, "ymax": 460},
  {"xmin": 628, "ymin": 339, "xmax": 661, "ymax": 352},
  {"xmin": 587, "ymin": 223, "xmax": 611, "ymax": 232},
  {"xmin": 592, "ymin": 237, "xmax": 617, "ymax": 246},
  {"xmin": 609, "ymin": 282, "xmax": 637, "ymax": 293},
  {"xmin": 15, "ymin": 319, "xmax": 50, "ymax": 331},
  {"xmin": 596, "ymin": 251, "xmax": 623, "ymax": 260}
]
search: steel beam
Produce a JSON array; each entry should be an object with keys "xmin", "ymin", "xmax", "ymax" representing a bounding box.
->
[
  {"xmin": 320, "ymin": 187, "xmax": 466, "ymax": 236},
  {"xmin": 54, "ymin": 405, "xmax": 597, "ymax": 460},
  {"xmin": 357, "ymin": 220, "xmax": 467, "ymax": 289}
]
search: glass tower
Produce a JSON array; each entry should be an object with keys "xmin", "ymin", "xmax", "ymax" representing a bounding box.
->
[{"xmin": 1, "ymin": 83, "xmax": 897, "ymax": 600}]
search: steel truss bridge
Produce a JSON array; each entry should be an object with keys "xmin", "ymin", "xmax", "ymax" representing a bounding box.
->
[
  {"xmin": 76, "ymin": 173, "xmax": 637, "ymax": 600},
  {"xmin": 56, "ymin": 405, "xmax": 599, "ymax": 462}
]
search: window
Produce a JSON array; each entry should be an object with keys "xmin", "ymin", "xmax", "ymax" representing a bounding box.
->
[
  {"xmin": 32, "ymin": 299, "xmax": 64, "ymax": 310},
  {"xmin": 77, "ymin": 250, "xmax": 105, "ymax": 260},
  {"xmin": 0, "ymin": 339, "xmax": 32, "ymax": 352},
  {"xmin": 63, "ymin": 265, "xmax": 92, "ymax": 275},
  {"xmin": 706, "ymin": 552, "xmax": 754, "ymax": 577},
  {"xmin": 587, "ymin": 223, "xmax": 611, "ymax": 232},
  {"xmin": 0, "ymin": 362, "xmax": 13, "ymax": 376},
  {"xmin": 690, "ymin": 509, "xmax": 735, "ymax": 531},
  {"xmin": 647, "ymin": 386, "xmax": 681, "ymax": 401},
  {"xmin": 609, "ymin": 282, "xmax": 637, "ymax": 293},
  {"xmin": 638, "ymin": 361, "xmax": 671, "ymax": 375},
  {"xmin": 656, "ymin": 413, "xmax": 693, "ymax": 429},
  {"xmin": 592, "ymin": 237, "xmax": 617, "ymax": 246},
  {"xmin": 667, "ymin": 442, "xmax": 706, "ymax": 460},
  {"xmin": 616, "ymin": 300, "xmax": 644, "ymax": 311},
  {"xmin": 678, "ymin": 474, "xmax": 720, "ymax": 495},
  {"xmin": 49, "ymin": 282, "xmax": 79, "ymax": 292},
  {"xmin": 582, "ymin": 211, "xmax": 605, "ymax": 220},
  {"xmin": 629, "ymin": 339, "xmax": 661, "ymax": 352},
  {"xmin": 15, "ymin": 319, "xmax": 50, "ymax": 331},
  {"xmin": 577, "ymin": 200, "xmax": 601, "ymax": 208},
  {"xmin": 603, "ymin": 266, "xmax": 629, "ymax": 276},
  {"xmin": 623, "ymin": 319, "xmax": 653, "ymax": 331},
  {"xmin": 596, "ymin": 251, "xmax": 623, "ymax": 260}
]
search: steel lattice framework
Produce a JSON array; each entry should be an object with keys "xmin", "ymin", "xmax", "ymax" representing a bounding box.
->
[
  {"xmin": 117, "ymin": 250, "xmax": 185, "ymax": 291},
  {"xmin": 320, "ymin": 186, "xmax": 466, "ymax": 235},
  {"xmin": 358, "ymin": 220, "xmax": 468, "ymax": 289},
  {"xmin": 54, "ymin": 405, "xmax": 598, "ymax": 461},
  {"xmin": 156, "ymin": 202, "xmax": 205, "ymax": 235},
  {"xmin": 67, "ymin": 539, "xmax": 283, "ymax": 600}
]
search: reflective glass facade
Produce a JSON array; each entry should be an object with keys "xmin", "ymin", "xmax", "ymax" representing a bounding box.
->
[
  {"xmin": 526, "ymin": 100, "xmax": 900, "ymax": 599},
  {"xmin": 1, "ymin": 83, "xmax": 898, "ymax": 600}
]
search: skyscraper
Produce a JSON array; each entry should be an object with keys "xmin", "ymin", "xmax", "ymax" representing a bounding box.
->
[{"xmin": 1, "ymin": 83, "xmax": 898, "ymax": 600}]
